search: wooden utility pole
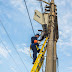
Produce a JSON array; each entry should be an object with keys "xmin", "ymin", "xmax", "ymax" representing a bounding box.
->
[
  {"xmin": 45, "ymin": 0, "xmax": 55, "ymax": 72},
  {"xmin": 33, "ymin": 0, "xmax": 59, "ymax": 72}
]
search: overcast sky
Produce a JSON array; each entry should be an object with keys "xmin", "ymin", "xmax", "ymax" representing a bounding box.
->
[{"xmin": 0, "ymin": 0, "xmax": 72, "ymax": 72}]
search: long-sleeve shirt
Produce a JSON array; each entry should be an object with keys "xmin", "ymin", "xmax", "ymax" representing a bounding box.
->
[
  {"xmin": 31, "ymin": 36, "xmax": 37, "ymax": 44},
  {"xmin": 31, "ymin": 36, "xmax": 39, "ymax": 47}
]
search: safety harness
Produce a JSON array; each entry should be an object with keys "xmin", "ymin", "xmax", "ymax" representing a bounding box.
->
[{"xmin": 30, "ymin": 44, "xmax": 40, "ymax": 59}]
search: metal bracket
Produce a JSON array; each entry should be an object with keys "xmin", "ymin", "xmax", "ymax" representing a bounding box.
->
[{"xmin": 37, "ymin": 0, "xmax": 50, "ymax": 5}]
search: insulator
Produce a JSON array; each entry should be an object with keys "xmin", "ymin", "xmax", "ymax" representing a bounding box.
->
[
  {"xmin": 55, "ymin": 13, "xmax": 57, "ymax": 15},
  {"xmin": 45, "ymin": 5, "xmax": 51, "ymax": 8},
  {"xmin": 45, "ymin": 9, "xmax": 50, "ymax": 12},
  {"xmin": 55, "ymin": 9, "xmax": 57, "ymax": 11}
]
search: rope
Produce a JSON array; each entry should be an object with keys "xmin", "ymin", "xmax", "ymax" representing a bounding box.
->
[{"xmin": 23, "ymin": 0, "xmax": 35, "ymax": 35}]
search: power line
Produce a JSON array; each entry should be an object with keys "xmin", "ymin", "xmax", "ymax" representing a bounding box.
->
[
  {"xmin": 0, "ymin": 38, "xmax": 22, "ymax": 72},
  {"xmin": 23, "ymin": 0, "xmax": 35, "ymax": 35},
  {"xmin": 0, "ymin": 20, "xmax": 29, "ymax": 72}
]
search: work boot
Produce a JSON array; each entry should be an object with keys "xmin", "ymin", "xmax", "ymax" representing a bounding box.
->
[
  {"xmin": 37, "ymin": 49, "xmax": 40, "ymax": 53},
  {"xmin": 32, "ymin": 62, "xmax": 35, "ymax": 64}
]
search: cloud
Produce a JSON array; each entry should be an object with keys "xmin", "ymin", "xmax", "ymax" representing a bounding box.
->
[
  {"xmin": 70, "ymin": 37, "xmax": 72, "ymax": 42},
  {"xmin": 0, "ymin": 60, "xmax": 2, "ymax": 64},
  {"xmin": 10, "ymin": 67, "xmax": 16, "ymax": 72},
  {"xmin": 16, "ymin": 43, "xmax": 26, "ymax": 48},
  {"xmin": 67, "ymin": 67, "xmax": 72, "ymax": 70},
  {"xmin": 57, "ymin": 41, "xmax": 72, "ymax": 56},
  {"xmin": 58, "ymin": 12, "xmax": 72, "ymax": 27},
  {"xmin": 0, "ymin": 27, "xmax": 7, "ymax": 35},
  {"xmin": 58, "ymin": 10, "xmax": 72, "ymax": 40},
  {"xmin": 18, "ymin": 47, "xmax": 30, "ymax": 56},
  {"xmin": 63, "ymin": 51, "xmax": 71, "ymax": 57},
  {"xmin": 66, "ymin": 53, "xmax": 71, "ymax": 57},
  {"xmin": 10, "ymin": 0, "xmax": 41, "ymax": 15},
  {"xmin": 58, "ymin": 42, "xmax": 72, "ymax": 46},
  {"xmin": 55, "ymin": 0, "xmax": 66, "ymax": 6},
  {"xmin": 62, "ymin": 12, "xmax": 72, "ymax": 25},
  {"xmin": 0, "ymin": 46, "xmax": 11, "ymax": 58},
  {"xmin": 21, "ymin": 43, "xmax": 26, "ymax": 46},
  {"xmin": 16, "ymin": 43, "xmax": 30, "ymax": 56},
  {"xmin": 67, "ymin": 0, "xmax": 72, "ymax": 7},
  {"xmin": 6, "ymin": 13, "xmax": 12, "ymax": 19},
  {"xmin": 10, "ymin": 0, "xmax": 25, "ymax": 13}
]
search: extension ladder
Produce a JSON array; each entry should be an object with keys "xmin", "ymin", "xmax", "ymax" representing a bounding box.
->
[{"xmin": 31, "ymin": 37, "xmax": 48, "ymax": 72}]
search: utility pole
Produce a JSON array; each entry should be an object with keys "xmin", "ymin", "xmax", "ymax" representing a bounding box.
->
[
  {"xmin": 33, "ymin": 0, "xmax": 59, "ymax": 72},
  {"xmin": 45, "ymin": 0, "xmax": 55, "ymax": 72}
]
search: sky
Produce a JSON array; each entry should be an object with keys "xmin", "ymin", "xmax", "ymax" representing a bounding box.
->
[{"xmin": 0, "ymin": 0, "xmax": 72, "ymax": 72}]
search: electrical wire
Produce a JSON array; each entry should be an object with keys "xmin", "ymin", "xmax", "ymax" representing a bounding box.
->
[
  {"xmin": 23, "ymin": 0, "xmax": 35, "ymax": 35},
  {"xmin": 0, "ymin": 20, "xmax": 29, "ymax": 72},
  {"xmin": 39, "ymin": 1, "xmax": 46, "ymax": 24},
  {"xmin": 0, "ymin": 38, "xmax": 22, "ymax": 72},
  {"xmin": 57, "ymin": 55, "xmax": 59, "ymax": 72}
]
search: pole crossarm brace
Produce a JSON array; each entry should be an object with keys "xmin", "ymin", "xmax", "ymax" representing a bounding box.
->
[
  {"xmin": 37, "ymin": 0, "xmax": 50, "ymax": 5},
  {"xmin": 43, "ymin": 1, "xmax": 50, "ymax": 5}
]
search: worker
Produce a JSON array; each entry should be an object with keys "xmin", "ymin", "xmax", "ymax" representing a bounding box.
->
[{"xmin": 30, "ymin": 34, "xmax": 41, "ymax": 64}]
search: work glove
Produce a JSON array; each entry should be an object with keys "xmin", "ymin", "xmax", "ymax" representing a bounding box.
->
[{"xmin": 37, "ymin": 41, "xmax": 41, "ymax": 44}]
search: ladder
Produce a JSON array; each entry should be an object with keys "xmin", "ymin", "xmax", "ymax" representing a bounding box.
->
[{"xmin": 31, "ymin": 37, "xmax": 48, "ymax": 72}]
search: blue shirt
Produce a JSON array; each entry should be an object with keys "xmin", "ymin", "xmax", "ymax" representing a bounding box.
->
[{"xmin": 31, "ymin": 36, "xmax": 37, "ymax": 43}]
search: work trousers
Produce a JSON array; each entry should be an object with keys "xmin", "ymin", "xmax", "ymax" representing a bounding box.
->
[{"xmin": 31, "ymin": 43, "xmax": 40, "ymax": 63}]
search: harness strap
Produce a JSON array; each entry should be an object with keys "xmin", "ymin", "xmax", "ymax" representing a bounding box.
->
[{"xmin": 36, "ymin": 45, "xmax": 39, "ymax": 50}]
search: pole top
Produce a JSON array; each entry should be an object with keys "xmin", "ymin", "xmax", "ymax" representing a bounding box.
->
[{"xmin": 51, "ymin": 0, "xmax": 54, "ymax": 3}]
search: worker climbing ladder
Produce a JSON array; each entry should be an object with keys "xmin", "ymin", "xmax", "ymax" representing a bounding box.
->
[
  {"xmin": 30, "ymin": 0, "xmax": 59, "ymax": 72},
  {"xmin": 31, "ymin": 37, "xmax": 48, "ymax": 72},
  {"xmin": 31, "ymin": 2, "xmax": 52, "ymax": 71}
]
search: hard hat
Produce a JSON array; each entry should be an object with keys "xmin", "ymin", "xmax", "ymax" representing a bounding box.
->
[{"xmin": 35, "ymin": 34, "xmax": 40, "ymax": 36}]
